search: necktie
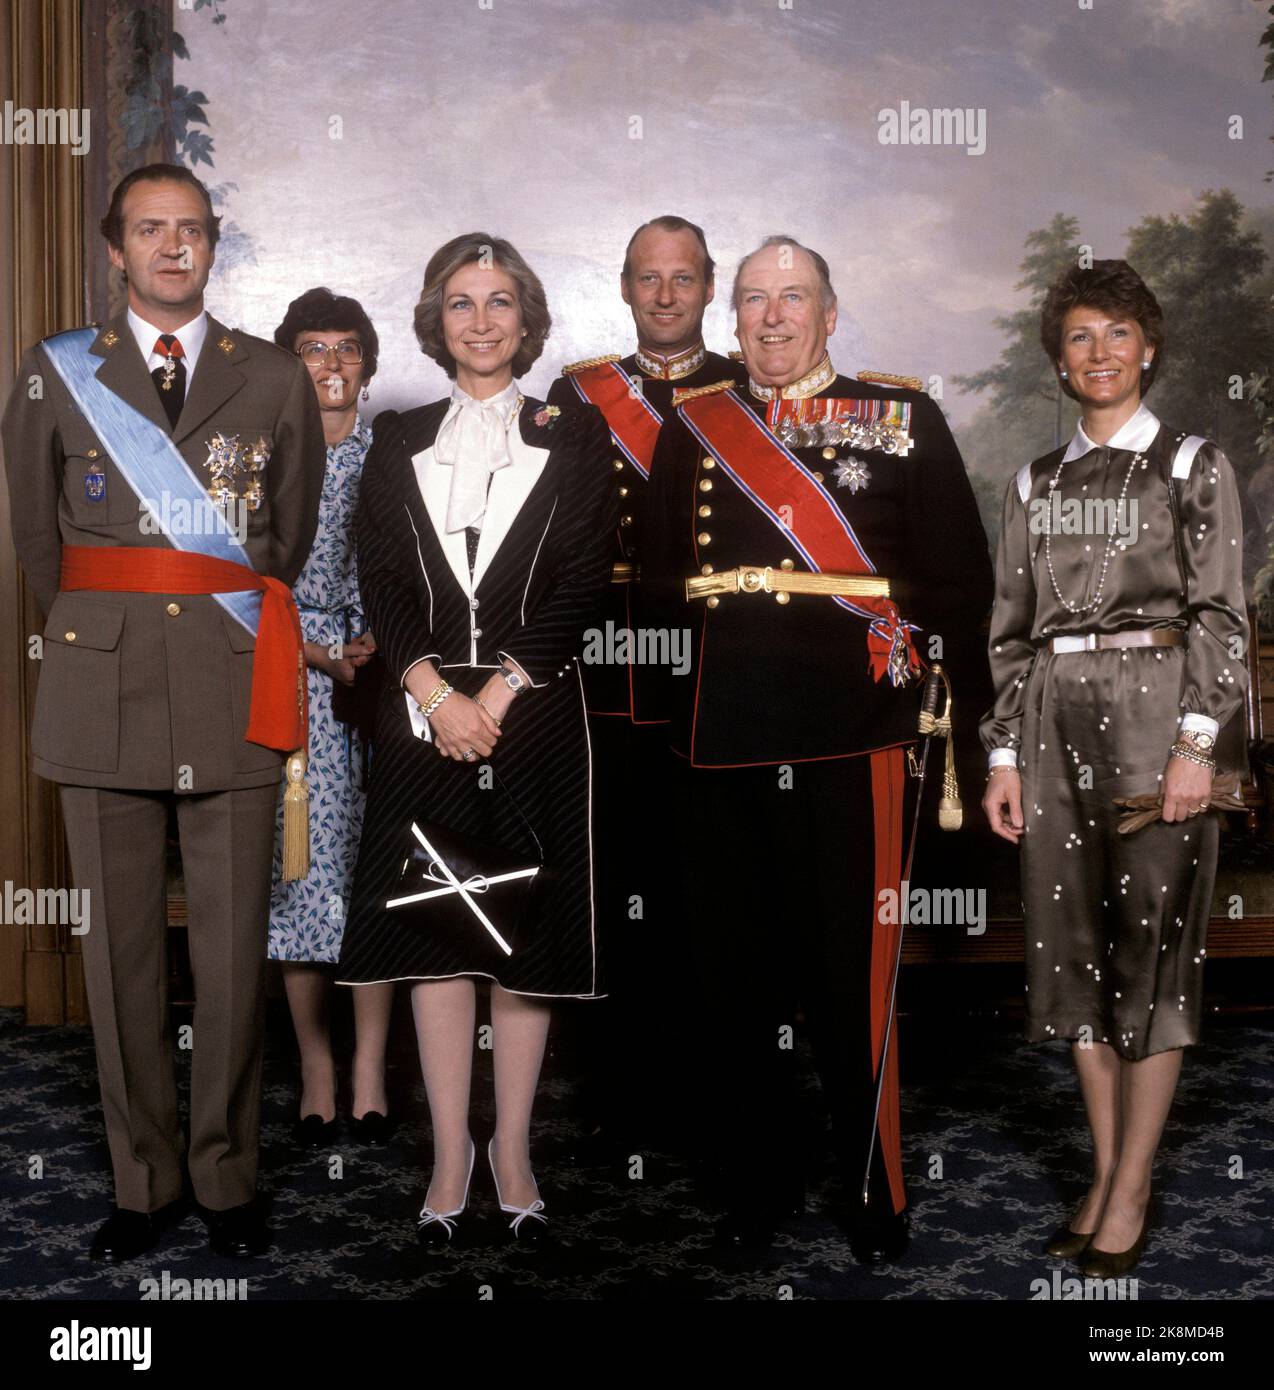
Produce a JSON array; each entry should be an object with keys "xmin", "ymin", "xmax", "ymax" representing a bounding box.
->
[{"xmin": 151, "ymin": 334, "xmax": 187, "ymax": 429}]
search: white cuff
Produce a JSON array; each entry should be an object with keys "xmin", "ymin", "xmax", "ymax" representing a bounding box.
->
[
  {"xmin": 406, "ymin": 693, "xmax": 434, "ymax": 743},
  {"xmin": 987, "ymin": 748, "xmax": 1019, "ymax": 770},
  {"xmin": 1179, "ymin": 713, "xmax": 1219, "ymax": 741}
]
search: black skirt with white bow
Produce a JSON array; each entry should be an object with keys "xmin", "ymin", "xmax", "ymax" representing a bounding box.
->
[{"xmin": 335, "ymin": 395, "xmax": 617, "ymax": 998}]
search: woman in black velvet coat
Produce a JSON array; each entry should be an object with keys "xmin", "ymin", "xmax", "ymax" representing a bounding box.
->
[{"xmin": 336, "ymin": 233, "xmax": 617, "ymax": 1243}]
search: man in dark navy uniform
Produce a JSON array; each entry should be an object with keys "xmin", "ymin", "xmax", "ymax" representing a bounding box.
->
[
  {"xmin": 547, "ymin": 216, "xmax": 745, "ymax": 1153},
  {"xmin": 642, "ymin": 234, "xmax": 993, "ymax": 1259}
]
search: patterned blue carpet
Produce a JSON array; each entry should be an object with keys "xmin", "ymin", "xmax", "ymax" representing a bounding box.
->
[{"xmin": 1, "ymin": 1000, "xmax": 1270, "ymax": 1301}]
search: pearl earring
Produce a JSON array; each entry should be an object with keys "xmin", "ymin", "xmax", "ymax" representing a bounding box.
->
[
  {"xmin": 1059, "ymin": 370, "xmax": 1068, "ymax": 379},
  {"xmin": 1141, "ymin": 361, "xmax": 1150, "ymax": 370}
]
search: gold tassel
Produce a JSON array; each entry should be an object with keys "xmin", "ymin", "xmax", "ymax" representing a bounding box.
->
[
  {"xmin": 939, "ymin": 727, "xmax": 963, "ymax": 831},
  {"xmin": 282, "ymin": 748, "xmax": 310, "ymax": 881}
]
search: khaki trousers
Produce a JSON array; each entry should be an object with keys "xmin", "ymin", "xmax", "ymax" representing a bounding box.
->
[{"xmin": 59, "ymin": 783, "xmax": 278, "ymax": 1212}]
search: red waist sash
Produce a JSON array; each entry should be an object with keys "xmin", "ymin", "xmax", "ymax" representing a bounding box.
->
[{"xmin": 59, "ymin": 545, "xmax": 306, "ymax": 752}]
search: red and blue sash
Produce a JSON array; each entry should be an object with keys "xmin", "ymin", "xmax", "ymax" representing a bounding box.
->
[
  {"xmin": 677, "ymin": 387, "xmax": 920, "ymax": 686},
  {"xmin": 566, "ymin": 360, "xmax": 663, "ymax": 478}
]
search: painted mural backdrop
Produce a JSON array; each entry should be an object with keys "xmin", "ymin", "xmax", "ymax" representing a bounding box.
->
[{"xmin": 169, "ymin": 0, "xmax": 1274, "ymax": 588}]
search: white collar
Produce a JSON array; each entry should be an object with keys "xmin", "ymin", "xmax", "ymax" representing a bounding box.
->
[
  {"xmin": 1061, "ymin": 401, "xmax": 1160, "ymax": 462},
  {"xmin": 448, "ymin": 377, "xmax": 522, "ymax": 420},
  {"xmin": 127, "ymin": 306, "xmax": 209, "ymax": 375}
]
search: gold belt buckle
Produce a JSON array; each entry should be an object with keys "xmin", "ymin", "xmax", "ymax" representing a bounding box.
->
[{"xmin": 737, "ymin": 565, "xmax": 772, "ymax": 594}]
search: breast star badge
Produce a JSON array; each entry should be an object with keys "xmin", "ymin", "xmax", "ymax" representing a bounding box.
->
[{"xmin": 833, "ymin": 456, "xmax": 871, "ymax": 493}]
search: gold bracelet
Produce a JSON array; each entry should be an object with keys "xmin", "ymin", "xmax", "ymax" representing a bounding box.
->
[
  {"xmin": 416, "ymin": 680, "xmax": 454, "ymax": 719},
  {"xmin": 1169, "ymin": 742, "xmax": 1216, "ymax": 770},
  {"xmin": 473, "ymin": 694, "xmax": 502, "ymax": 727}
]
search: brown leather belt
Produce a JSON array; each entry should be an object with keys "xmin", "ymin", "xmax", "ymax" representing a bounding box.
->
[
  {"xmin": 612, "ymin": 562, "xmax": 639, "ymax": 584},
  {"xmin": 685, "ymin": 564, "xmax": 891, "ymax": 601},
  {"xmin": 1049, "ymin": 628, "xmax": 1185, "ymax": 654}
]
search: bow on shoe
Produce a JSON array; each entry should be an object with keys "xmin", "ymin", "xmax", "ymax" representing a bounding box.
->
[
  {"xmin": 500, "ymin": 1198, "xmax": 547, "ymax": 1235},
  {"xmin": 417, "ymin": 1204, "xmax": 461, "ymax": 1240}
]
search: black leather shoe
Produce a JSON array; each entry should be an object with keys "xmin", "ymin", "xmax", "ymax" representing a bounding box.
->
[
  {"xmin": 349, "ymin": 1110, "xmax": 395, "ymax": 1146},
  {"xmin": 1044, "ymin": 1223, "xmax": 1095, "ymax": 1260},
  {"xmin": 847, "ymin": 1209, "xmax": 909, "ymax": 1266},
  {"xmin": 203, "ymin": 1202, "xmax": 270, "ymax": 1257},
  {"xmin": 89, "ymin": 1208, "xmax": 160, "ymax": 1262},
  {"xmin": 293, "ymin": 1113, "xmax": 340, "ymax": 1148}
]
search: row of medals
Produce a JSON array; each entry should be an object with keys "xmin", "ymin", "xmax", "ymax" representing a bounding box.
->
[
  {"xmin": 204, "ymin": 431, "xmax": 270, "ymax": 511},
  {"xmin": 772, "ymin": 416, "xmax": 913, "ymax": 496}
]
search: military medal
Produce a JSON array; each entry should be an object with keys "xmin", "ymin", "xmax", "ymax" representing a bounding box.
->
[
  {"xmin": 833, "ymin": 456, "xmax": 872, "ymax": 493},
  {"xmin": 241, "ymin": 435, "xmax": 271, "ymax": 511},
  {"xmin": 202, "ymin": 431, "xmax": 271, "ymax": 512},
  {"xmin": 83, "ymin": 459, "xmax": 106, "ymax": 501},
  {"xmin": 159, "ymin": 355, "xmax": 177, "ymax": 391},
  {"xmin": 770, "ymin": 397, "xmax": 913, "ymax": 457}
]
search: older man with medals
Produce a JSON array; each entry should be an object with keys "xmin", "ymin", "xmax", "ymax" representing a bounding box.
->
[
  {"xmin": 641, "ymin": 235, "xmax": 993, "ymax": 1259},
  {"xmin": 2, "ymin": 163, "xmax": 324, "ymax": 1260},
  {"xmin": 545, "ymin": 216, "xmax": 746, "ymax": 1154}
]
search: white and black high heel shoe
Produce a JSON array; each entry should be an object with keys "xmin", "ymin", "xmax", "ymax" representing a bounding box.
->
[
  {"xmin": 416, "ymin": 1138, "xmax": 476, "ymax": 1247},
  {"xmin": 488, "ymin": 1138, "xmax": 549, "ymax": 1244}
]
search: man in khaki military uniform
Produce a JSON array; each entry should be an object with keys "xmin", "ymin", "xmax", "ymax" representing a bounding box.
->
[{"xmin": 2, "ymin": 163, "xmax": 324, "ymax": 1259}]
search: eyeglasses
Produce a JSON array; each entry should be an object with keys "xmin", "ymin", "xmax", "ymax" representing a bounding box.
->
[{"xmin": 297, "ymin": 339, "xmax": 364, "ymax": 365}]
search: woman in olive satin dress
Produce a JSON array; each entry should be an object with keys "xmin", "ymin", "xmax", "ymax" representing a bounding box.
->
[{"xmin": 981, "ymin": 261, "xmax": 1246, "ymax": 1275}]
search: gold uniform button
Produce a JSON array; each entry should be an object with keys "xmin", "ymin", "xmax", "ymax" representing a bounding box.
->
[
  {"xmin": 706, "ymin": 596, "xmax": 720, "ymax": 609},
  {"xmin": 780, "ymin": 558, "xmax": 795, "ymax": 571},
  {"xmin": 698, "ymin": 478, "xmax": 713, "ymax": 492},
  {"xmin": 618, "ymin": 486, "xmax": 629, "ymax": 497},
  {"xmin": 620, "ymin": 514, "xmax": 633, "ymax": 527},
  {"xmin": 612, "ymin": 459, "xmax": 624, "ymax": 472},
  {"xmin": 166, "ymin": 602, "xmax": 181, "ymax": 617},
  {"xmin": 64, "ymin": 631, "xmax": 76, "ymax": 642},
  {"xmin": 821, "ymin": 446, "xmax": 836, "ymax": 460},
  {"xmin": 700, "ymin": 564, "xmax": 714, "ymax": 576},
  {"xmin": 775, "ymin": 592, "xmax": 791, "ymax": 605},
  {"xmin": 86, "ymin": 448, "xmax": 99, "ymax": 460},
  {"xmin": 698, "ymin": 505, "xmax": 712, "ymax": 518},
  {"xmin": 697, "ymin": 531, "xmax": 712, "ymax": 546},
  {"xmin": 702, "ymin": 458, "xmax": 716, "ymax": 470}
]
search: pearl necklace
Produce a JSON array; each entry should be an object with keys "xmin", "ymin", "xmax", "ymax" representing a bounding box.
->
[{"xmin": 1044, "ymin": 448, "xmax": 1141, "ymax": 614}]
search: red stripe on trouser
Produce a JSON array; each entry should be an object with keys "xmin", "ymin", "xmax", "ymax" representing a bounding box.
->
[{"xmin": 869, "ymin": 744, "xmax": 907, "ymax": 1215}]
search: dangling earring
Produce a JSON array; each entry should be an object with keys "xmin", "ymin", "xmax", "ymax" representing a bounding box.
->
[
  {"xmin": 361, "ymin": 384, "xmax": 369, "ymax": 401},
  {"xmin": 521, "ymin": 328, "xmax": 528, "ymax": 337}
]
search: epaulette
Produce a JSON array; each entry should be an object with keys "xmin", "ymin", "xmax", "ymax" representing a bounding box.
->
[
  {"xmin": 561, "ymin": 354, "xmax": 622, "ymax": 375},
  {"xmin": 673, "ymin": 379, "xmax": 737, "ymax": 408},
  {"xmin": 858, "ymin": 369, "xmax": 923, "ymax": 392},
  {"xmin": 728, "ymin": 349, "xmax": 744, "ymax": 361}
]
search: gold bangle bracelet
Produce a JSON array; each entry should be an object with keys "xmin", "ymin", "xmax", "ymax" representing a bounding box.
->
[{"xmin": 417, "ymin": 680, "xmax": 454, "ymax": 719}]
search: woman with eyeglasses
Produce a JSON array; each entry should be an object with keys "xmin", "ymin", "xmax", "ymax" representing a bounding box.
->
[{"xmin": 267, "ymin": 288, "xmax": 395, "ymax": 1147}]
